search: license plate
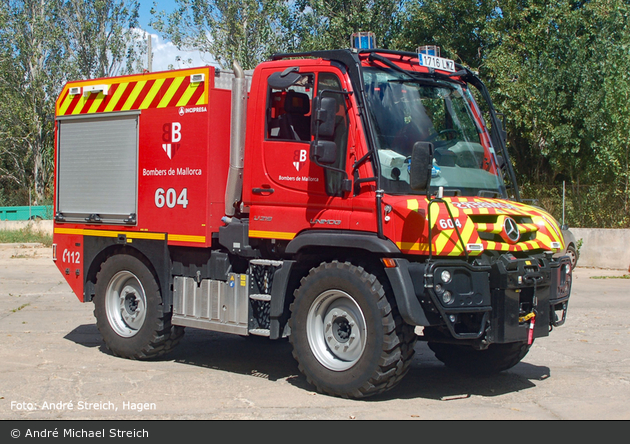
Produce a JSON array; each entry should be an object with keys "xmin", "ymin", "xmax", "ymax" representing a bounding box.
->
[{"xmin": 419, "ymin": 54, "xmax": 456, "ymax": 73}]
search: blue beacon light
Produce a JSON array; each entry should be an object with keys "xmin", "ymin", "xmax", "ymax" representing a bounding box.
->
[{"xmin": 351, "ymin": 32, "xmax": 376, "ymax": 50}]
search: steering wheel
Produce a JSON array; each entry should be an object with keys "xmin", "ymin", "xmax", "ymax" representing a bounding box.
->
[{"xmin": 427, "ymin": 128, "xmax": 460, "ymax": 142}]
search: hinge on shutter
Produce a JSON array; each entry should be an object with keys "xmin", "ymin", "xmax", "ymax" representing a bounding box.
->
[
  {"xmin": 123, "ymin": 213, "xmax": 136, "ymax": 225},
  {"xmin": 85, "ymin": 214, "xmax": 102, "ymax": 223}
]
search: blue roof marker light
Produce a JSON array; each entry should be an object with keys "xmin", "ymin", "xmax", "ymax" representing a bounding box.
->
[
  {"xmin": 351, "ymin": 32, "xmax": 376, "ymax": 50},
  {"xmin": 418, "ymin": 45, "xmax": 440, "ymax": 57}
]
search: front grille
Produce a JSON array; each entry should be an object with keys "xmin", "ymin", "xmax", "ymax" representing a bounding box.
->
[{"xmin": 469, "ymin": 214, "xmax": 537, "ymax": 244}]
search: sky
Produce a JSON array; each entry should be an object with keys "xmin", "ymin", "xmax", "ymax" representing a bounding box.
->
[{"xmin": 137, "ymin": 1, "xmax": 216, "ymax": 72}]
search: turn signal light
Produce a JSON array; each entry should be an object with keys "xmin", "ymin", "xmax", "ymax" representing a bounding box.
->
[{"xmin": 381, "ymin": 258, "xmax": 397, "ymax": 268}]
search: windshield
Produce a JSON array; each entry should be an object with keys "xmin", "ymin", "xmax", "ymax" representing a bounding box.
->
[{"xmin": 363, "ymin": 67, "xmax": 507, "ymax": 198}]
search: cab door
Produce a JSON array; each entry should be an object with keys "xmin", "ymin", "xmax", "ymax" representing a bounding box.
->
[{"xmin": 247, "ymin": 66, "xmax": 354, "ymax": 242}]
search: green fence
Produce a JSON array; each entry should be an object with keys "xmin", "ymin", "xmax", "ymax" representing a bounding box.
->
[{"xmin": 0, "ymin": 205, "xmax": 52, "ymax": 221}]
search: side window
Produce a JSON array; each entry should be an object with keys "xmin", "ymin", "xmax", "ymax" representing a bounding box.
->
[
  {"xmin": 266, "ymin": 74, "xmax": 314, "ymax": 142},
  {"xmin": 317, "ymin": 73, "xmax": 349, "ymax": 197}
]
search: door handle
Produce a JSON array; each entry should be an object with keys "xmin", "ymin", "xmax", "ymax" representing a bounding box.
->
[{"xmin": 252, "ymin": 187, "xmax": 275, "ymax": 195}]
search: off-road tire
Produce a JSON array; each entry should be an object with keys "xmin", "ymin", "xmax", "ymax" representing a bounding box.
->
[
  {"xmin": 428, "ymin": 341, "xmax": 532, "ymax": 376},
  {"xmin": 93, "ymin": 254, "xmax": 184, "ymax": 360},
  {"xmin": 289, "ymin": 261, "xmax": 416, "ymax": 398}
]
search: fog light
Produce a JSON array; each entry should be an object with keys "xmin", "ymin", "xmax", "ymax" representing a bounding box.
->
[
  {"xmin": 442, "ymin": 290, "xmax": 453, "ymax": 304},
  {"xmin": 440, "ymin": 270, "xmax": 452, "ymax": 283},
  {"xmin": 449, "ymin": 314, "xmax": 457, "ymax": 323}
]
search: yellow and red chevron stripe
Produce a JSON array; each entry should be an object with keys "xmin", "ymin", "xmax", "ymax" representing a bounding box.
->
[
  {"xmin": 397, "ymin": 197, "xmax": 564, "ymax": 257},
  {"xmin": 56, "ymin": 68, "xmax": 210, "ymax": 116}
]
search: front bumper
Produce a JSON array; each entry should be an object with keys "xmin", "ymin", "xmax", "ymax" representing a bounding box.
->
[{"xmin": 385, "ymin": 253, "xmax": 572, "ymax": 345}]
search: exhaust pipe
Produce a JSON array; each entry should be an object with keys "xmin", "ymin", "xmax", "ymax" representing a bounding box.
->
[{"xmin": 225, "ymin": 61, "xmax": 248, "ymax": 218}]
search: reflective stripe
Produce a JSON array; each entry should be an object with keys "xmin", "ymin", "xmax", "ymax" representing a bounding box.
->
[
  {"xmin": 57, "ymin": 71, "xmax": 208, "ymax": 116},
  {"xmin": 54, "ymin": 227, "xmax": 165, "ymax": 241},
  {"xmin": 249, "ymin": 230, "xmax": 296, "ymax": 240},
  {"xmin": 169, "ymin": 234, "xmax": 206, "ymax": 243}
]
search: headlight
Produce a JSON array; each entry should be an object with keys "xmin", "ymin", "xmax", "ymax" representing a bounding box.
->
[
  {"xmin": 440, "ymin": 270, "xmax": 452, "ymax": 283},
  {"xmin": 442, "ymin": 291, "xmax": 453, "ymax": 305}
]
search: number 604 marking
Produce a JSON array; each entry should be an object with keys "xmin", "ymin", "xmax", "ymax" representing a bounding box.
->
[
  {"xmin": 438, "ymin": 218, "xmax": 462, "ymax": 230},
  {"xmin": 155, "ymin": 188, "xmax": 189, "ymax": 209}
]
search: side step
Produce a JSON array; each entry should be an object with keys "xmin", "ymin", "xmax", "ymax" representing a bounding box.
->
[{"xmin": 249, "ymin": 294, "xmax": 271, "ymax": 301}]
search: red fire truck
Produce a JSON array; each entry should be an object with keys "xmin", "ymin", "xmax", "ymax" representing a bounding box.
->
[{"xmin": 52, "ymin": 36, "xmax": 572, "ymax": 398}]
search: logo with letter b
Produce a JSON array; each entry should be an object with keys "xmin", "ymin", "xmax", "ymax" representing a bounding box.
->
[
  {"xmin": 162, "ymin": 122, "xmax": 182, "ymax": 159},
  {"xmin": 293, "ymin": 149, "xmax": 307, "ymax": 172}
]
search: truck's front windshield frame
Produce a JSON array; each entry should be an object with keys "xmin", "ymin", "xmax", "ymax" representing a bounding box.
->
[{"xmin": 362, "ymin": 66, "xmax": 507, "ymax": 198}]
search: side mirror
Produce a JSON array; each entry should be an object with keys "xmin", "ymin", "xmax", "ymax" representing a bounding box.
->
[
  {"xmin": 310, "ymin": 140, "xmax": 337, "ymax": 165},
  {"xmin": 409, "ymin": 142, "xmax": 434, "ymax": 192},
  {"xmin": 311, "ymin": 95, "xmax": 337, "ymax": 139}
]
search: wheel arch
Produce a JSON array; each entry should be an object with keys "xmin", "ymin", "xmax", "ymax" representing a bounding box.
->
[
  {"xmin": 83, "ymin": 236, "xmax": 170, "ymax": 308},
  {"xmin": 271, "ymin": 233, "xmax": 400, "ymax": 340},
  {"xmin": 279, "ymin": 231, "xmax": 430, "ymax": 330}
]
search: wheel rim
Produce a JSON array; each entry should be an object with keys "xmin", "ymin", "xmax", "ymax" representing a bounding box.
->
[
  {"xmin": 306, "ymin": 289, "xmax": 367, "ymax": 371},
  {"xmin": 567, "ymin": 247, "xmax": 577, "ymax": 269},
  {"xmin": 105, "ymin": 270, "xmax": 147, "ymax": 338}
]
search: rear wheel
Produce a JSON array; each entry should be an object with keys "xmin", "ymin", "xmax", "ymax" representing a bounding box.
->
[
  {"xmin": 428, "ymin": 341, "xmax": 532, "ymax": 376},
  {"xmin": 289, "ymin": 261, "xmax": 416, "ymax": 398},
  {"xmin": 94, "ymin": 254, "xmax": 183, "ymax": 359}
]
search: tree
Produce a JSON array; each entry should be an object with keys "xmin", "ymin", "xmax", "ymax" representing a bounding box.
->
[
  {"xmin": 151, "ymin": 0, "xmax": 292, "ymax": 70},
  {"xmin": 0, "ymin": 0, "xmax": 66, "ymax": 203},
  {"xmin": 394, "ymin": 0, "xmax": 499, "ymax": 69},
  {"xmin": 0, "ymin": 0, "xmax": 148, "ymax": 205},
  {"xmin": 483, "ymin": 0, "xmax": 630, "ymax": 226},
  {"xmin": 294, "ymin": 0, "xmax": 405, "ymax": 52},
  {"xmin": 61, "ymin": 0, "xmax": 146, "ymax": 79}
]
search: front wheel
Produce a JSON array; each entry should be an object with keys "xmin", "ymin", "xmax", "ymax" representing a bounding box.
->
[
  {"xmin": 289, "ymin": 261, "xmax": 416, "ymax": 398},
  {"xmin": 428, "ymin": 341, "xmax": 532, "ymax": 376},
  {"xmin": 566, "ymin": 244, "xmax": 579, "ymax": 269},
  {"xmin": 93, "ymin": 254, "xmax": 183, "ymax": 359}
]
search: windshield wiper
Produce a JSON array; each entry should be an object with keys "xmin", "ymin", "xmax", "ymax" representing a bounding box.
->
[
  {"xmin": 369, "ymin": 53, "xmax": 462, "ymax": 89},
  {"xmin": 478, "ymin": 190, "xmax": 502, "ymax": 198},
  {"xmin": 387, "ymin": 77, "xmax": 446, "ymax": 87},
  {"xmin": 368, "ymin": 53, "xmax": 425, "ymax": 80}
]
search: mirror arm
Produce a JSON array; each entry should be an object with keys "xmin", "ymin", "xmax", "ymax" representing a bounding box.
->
[{"xmin": 352, "ymin": 150, "xmax": 372, "ymax": 171}]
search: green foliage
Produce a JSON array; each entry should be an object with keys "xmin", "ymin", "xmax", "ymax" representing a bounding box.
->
[
  {"xmin": 294, "ymin": 0, "xmax": 405, "ymax": 52},
  {"xmin": 150, "ymin": 0, "xmax": 293, "ymax": 70},
  {"xmin": 0, "ymin": 0, "xmax": 146, "ymax": 206},
  {"xmin": 485, "ymin": 0, "xmax": 630, "ymax": 227},
  {"xmin": 590, "ymin": 274, "xmax": 630, "ymax": 280},
  {"xmin": 520, "ymin": 182, "xmax": 630, "ymax": 229},
  {"xmin": 394, "ymin": 0, "xmax": 498, "ymax": 68},
  {"xmin": 0, "ymin": 224, "xmax": 52, "ymax": 246},
  {"xmin": 62, "ymin": 0, "xmax": 146, "ymax": 79}
]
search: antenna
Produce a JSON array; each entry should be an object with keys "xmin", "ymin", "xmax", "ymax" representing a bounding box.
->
[{"xmin": 147, "ymin": 33, "xmax": 153, "ymax": 72}]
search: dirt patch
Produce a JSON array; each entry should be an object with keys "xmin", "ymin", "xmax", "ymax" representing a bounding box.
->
[{"xmin": 0, "ymin": 243, "xmax": 51, "ymax": 260}]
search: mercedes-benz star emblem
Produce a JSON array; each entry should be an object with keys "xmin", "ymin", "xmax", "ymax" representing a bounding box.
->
[{"xmin": 503, "ymin": 217, "xmax": 520, "ymax": 243}]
